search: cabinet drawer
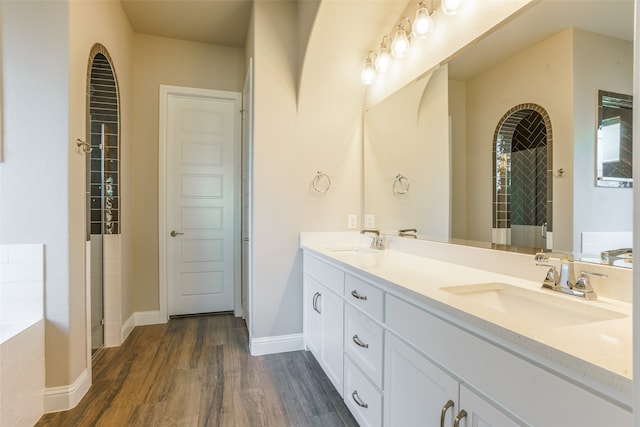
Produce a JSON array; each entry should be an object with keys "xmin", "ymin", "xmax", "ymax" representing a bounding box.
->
[
  {"xmin": 345, "ymin": 305, "xmax": 384, "ymax": 388},
  {"xmin": 304, "ymin": 254, "xmax": 344, "ymax": 295},
  {"xmin": 345, "ymin": 274, "xmax": 383, "ymax": 321},
  {"xmin": 344, "ymin": 357, "xmax": 382, "ymax": 427}
]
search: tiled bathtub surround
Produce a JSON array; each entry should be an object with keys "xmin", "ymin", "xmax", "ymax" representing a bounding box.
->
[
  {"xmin": 581, "ymin": 231, "xmax": 633, "ymax": 258},
  {"xmin": 0, "ymin": 244, "xmax": 45, "ymax": 427}
]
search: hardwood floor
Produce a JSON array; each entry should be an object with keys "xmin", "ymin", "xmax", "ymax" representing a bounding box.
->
[{"xmin": 36, "ymin": 314, "xmax": 358, "ymax": 427}]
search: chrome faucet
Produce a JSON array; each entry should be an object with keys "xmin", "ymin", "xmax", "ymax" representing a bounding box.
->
[
  {"xmin": 600, "ymin": 248, "xmax": 632, "ymax": 265},
  {"xmin": 398, "ymin": 228, "xmax": 417, "ymax": 238},
  {"xmin": 535, "ymin": 252, "xmax": 598, "ymax": 300},
  {"xmin": 361, "ymin": 229, "xmax": 386, "ymax": 250}
]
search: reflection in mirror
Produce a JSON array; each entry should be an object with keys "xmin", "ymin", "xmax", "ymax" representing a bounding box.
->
[
  {"xmin": 363, "ymin": 0, "xmax": 634, "ymax": 266},
  {"xmin": 492, "ymin": 104, "xmax": 552, "ymax": 250},
  {"xmin": 364, "ymin": 66, "xmax": 450, "ymax": 239},
  {"xmin": 596, "ymin": 90, "xmax": 633, "ymax": 188}
]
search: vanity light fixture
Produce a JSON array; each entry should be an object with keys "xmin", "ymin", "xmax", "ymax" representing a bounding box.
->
[
  {"xmin": 412, "ymin": 1, "xmax": 434, "ymax": 39},
  {"xmin": 391, "ymin": 18, "xmax": 411, "ymax": 58},
  {"xmin": 361, "ymin": 52, "xmax": 377, "ymax": 85},
  {"xmin": 375, "ymin": 36, "xmax": 392, "ymax": 73},
  {"xmin": 441, "ymin": 0, "xmax": 463, "ymax": 15}
]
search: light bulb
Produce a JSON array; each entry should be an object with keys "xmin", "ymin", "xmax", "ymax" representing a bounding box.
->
[
  {"xmin": 375, "ymin": 49, "xmax": 391, "ymax": 73},
  {"xmin": 391, "ymin": 26, "xmax": 410, "ymax": 58},
  {"xmin": 361, "ymin": 59, "xmax": 376, "ymax": 85},
  {"xmin": 412, "ymin": 5, "xmax": 433, "ymax": 39},
  {"xmin": 442, "ymin": 0, "xmax": 463, "ymax": 15}
]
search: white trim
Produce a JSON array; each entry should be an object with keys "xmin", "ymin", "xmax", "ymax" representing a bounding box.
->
[
  {"xmin": 135, "ymin": 310, "xmax": 165, "ymax": 326},
  {"xmin": 121, "ymin": 310, "xmax": 165, "ymax": 343},
  {"xmin": 159, "ymin": 85, "xmax": 242, "ymax": 321},
  {"xmin": 84, "ymin": 241, "xmax": 93, "ymax": 400},
  {"xmin": 249, "ymin": 333, "xmax": 305, "ymax": 356},
  {"xmin": 121, "ymin": 312, "xmax": 135, "ymax": 343},
  {"xmin": 44, "ymin": 369, "xmax": 91, "ymax": 413}
]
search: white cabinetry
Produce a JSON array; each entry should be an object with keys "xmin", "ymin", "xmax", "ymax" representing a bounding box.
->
[
  {"xmin": 302, "ymin": 251, "xmax": 632, "ymax": 427},
  {"xmin": 457, "ymin": 385, "xmax": 519, "ymax": 427},
  {"xmin": 303, "ymin": 254, "xmax": 345, "ymax": 395},
  {"xmin": 384, "ymin": 332, "xmax": 458, "ymax": 427},
  {"xmin": 344, "ymin": 356, "xmax": 383, "ymax": 427}
]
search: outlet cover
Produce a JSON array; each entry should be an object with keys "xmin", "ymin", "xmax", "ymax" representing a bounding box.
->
[
  {"xmin": 365, "ymin": 214, "xmax": 375, "ymax": 228},
  {"xmin": 347, "ymin": 214, "xmax": 357, "ymax": 229}
]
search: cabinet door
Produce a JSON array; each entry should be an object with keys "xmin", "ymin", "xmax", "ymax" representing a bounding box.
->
[
  {"xmin": 457, "ymin": 385, "xmax": 520, "ymax": 427},
  {"xmin": 303, "ymin": 274, "xmax": 323, "ymax": 357},
  {"xmin": 320, "ymin": 285, "xmax": 344, "ymax": 395},
  {"xmin": 384, "ymin": 332, "xmax": 459, "ymax": 427}
]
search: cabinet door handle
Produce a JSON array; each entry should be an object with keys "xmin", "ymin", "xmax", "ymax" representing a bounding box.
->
[
  {"xmin": 453, "ymin": 409, "xmax": 467, "ymax": 427},
  {"xmin": 351, "ymin": 390, "xmax": 368, "ymax": 408},
  {"xmin": 440, "ymin": 400, "xmax": 454, "ymax": 427},
  {"xmin": 313, "ymin": 292, "xmax": 321, "ymax": 314},
  {"xmin": 352, "ymin": 334, "xmax": 369, "ymax": 349},
  {"xmin": 351, "ymin": 290, "xmax": 368, "ymax": 301}
]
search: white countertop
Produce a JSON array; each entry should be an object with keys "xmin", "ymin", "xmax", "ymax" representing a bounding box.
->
[{"xmin": 300, "ymin": 233, "xmax": 632, "ymax": 405}]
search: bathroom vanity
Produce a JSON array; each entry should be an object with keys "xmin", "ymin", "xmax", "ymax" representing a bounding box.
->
[{"xmin": 300, "ymin": 232, "xmax": 632, "ymax": 426}]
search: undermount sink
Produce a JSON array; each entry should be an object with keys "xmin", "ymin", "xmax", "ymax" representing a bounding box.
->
[{"xmin": 440, "ymin": 282, "xmax": 626, "ymax": 327}]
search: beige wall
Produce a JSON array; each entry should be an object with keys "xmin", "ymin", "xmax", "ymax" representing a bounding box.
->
[
  {"xmin": 572, "ymin": 29, "xmax": 633, "ymax": 252},
  {"xmin": 364, "ymin": 66, "xmax": 450, "ymax": 237},
  {"xmin": 449, "ymin": 79, "xmax": 468, "ymax": 239},
  {"xmin": 70, "ymin": 0, "xmax": 134, "ymax": 364},
  {"xmin": 250, "ymin": 0, "xmax": 366, "ymax": 340},
  {"xmin": 131, "ymin": 34, "xmax": 245, "ymax": 312},
  {"xmin": 454, "ymin": 29, "xmax": 573, "ymax": 249},
  {"xmin": 1, "ymin": 0, "xmax": 133, "ymax": 390},
  {"xmin": 1, "ymin": 0, "xmax": 72, "ymax": 388},
  {"xmin": 452, "ymin": 28, "xmax": 633, "ymax": 253}
]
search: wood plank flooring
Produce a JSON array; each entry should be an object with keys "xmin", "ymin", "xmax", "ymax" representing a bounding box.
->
[{"xmin": 36, "ymin": 314, "xmax": 358, "ymax": 427}]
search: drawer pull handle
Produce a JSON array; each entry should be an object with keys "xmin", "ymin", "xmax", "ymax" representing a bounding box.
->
[
  {"xmin": 351, "ymin": 390, "xmax": 368, "ymax": 408},
  {"xmin": 312, "ymin": 292, "xmax": 321, "ymax": 314},
  {"xmin": 352, "ymin": 334, "xmax": 369, "ymax": 349},
  {"xmin": 351, "ymin": 290, "xmax": 368, "ymax": 301},
  {"xmin": 440, "ymin": 400, "xmax": 454, "ymax": 427},
  {"xmin": 453, "ymin": 409, "xmax": 467, "ymax": 427}
]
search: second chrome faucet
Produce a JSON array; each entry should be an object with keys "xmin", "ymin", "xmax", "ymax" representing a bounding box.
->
[{"xmin": 535, "ymin": 252, "xmax": 603, "ymax": 300}]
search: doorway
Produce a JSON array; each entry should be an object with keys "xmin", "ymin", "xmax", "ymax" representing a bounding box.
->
[
  {"xmin": 492, "ymin": 104, "xmax": 552, "ymax": 249},
  {"xmin": 86, "ymin": 45, "xmax": 120, "ymax": 357},
  {"xmin": 159, "ymin": 86, "xmax": 242, "ymax": 319}
]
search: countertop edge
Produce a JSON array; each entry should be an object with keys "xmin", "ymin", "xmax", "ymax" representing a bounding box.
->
[{"xmin": 301, "ymin": 244, "xmax": 633, "ymax": 409}]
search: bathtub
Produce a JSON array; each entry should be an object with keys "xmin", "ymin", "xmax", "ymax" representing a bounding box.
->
[
  {"xmin": 1, "ymin": 320, "xmax": 45, "ymax": 427},
  {"xmin": 0, "ymin": 244, "xmax": 45, "ymax": 427}
]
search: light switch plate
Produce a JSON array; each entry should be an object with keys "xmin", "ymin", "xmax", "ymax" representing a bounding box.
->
[
  {"xmin": 347, "ymin": 214, "xmax": 357, "ymax": 229},
  {"xmin": 365, "ymin": 214, "xmax": 375, "ymax": 228}
]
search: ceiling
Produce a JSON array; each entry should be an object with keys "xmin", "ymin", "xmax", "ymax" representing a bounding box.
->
[
  {"xmin": 448, "ymin": 0, "xmax": 635, "ymax": 81},
  {"xmin": 119, "ymin": 0, "xmax": 253, "ymax": 48}
]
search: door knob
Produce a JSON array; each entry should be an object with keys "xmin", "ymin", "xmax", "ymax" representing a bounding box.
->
[{"xmin": 170, "ymin": 230, "xmax": 184, "ymax": 237}]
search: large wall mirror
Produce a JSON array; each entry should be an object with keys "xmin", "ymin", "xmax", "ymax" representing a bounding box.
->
[{"xmin": 364, "ymin": 0, "xmax": 634, "ymax": 268}]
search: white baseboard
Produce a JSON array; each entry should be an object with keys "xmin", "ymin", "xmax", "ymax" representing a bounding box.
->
[
  {"xmin": 250, "ymin": 333, "xmax": 304, "ymax": 356},
  {"xmin": 121, "ymin": 312, "xmax": 136, "ymax": 343},
  {"xmin": 44, "ymin": 369, "xmax": 91, "ymax": 413},
  {"xmin": 121, "ymin": 310, "xmax": 165, "ymax": 343}
]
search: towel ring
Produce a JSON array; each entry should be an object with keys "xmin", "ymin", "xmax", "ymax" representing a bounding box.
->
[
  {"xmin": 76, "ymin": 138, "xmax": 92, "ymax": 153},
  {"xmin": 393, "ymin": 174, "xmax": 410, "ymax": 195},
  {"xmin": 312, "ymin": 171, "xmax": 331, "ymax": 193}
]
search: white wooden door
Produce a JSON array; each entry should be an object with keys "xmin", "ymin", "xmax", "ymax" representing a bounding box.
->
[{"xmin": 165, "ymin": 90, "xmax": 239, "ymax": 316}]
